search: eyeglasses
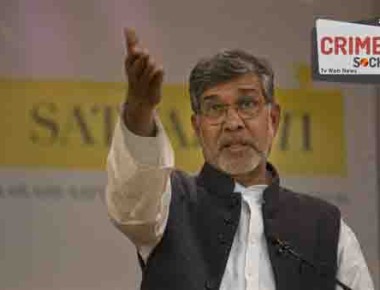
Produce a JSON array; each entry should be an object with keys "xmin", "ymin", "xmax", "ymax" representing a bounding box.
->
[{"xmin": 199, "ymin": 96, "xmax": 270, "ymax": 125}]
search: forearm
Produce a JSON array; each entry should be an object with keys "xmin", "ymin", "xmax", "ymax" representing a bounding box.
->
[{"xmin": 105, "ymin": 112, "xmax": 174, "ymax": 247}]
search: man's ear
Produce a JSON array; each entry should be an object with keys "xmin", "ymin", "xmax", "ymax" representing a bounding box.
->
[{"xmin": 270, "ymin": 102, "xmax": 281, "ymax": 137}]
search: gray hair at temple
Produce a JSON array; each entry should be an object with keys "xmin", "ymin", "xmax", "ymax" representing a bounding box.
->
[{"xmin": 189, "ymin": 49, "xmax": 275, "ymax": 113}]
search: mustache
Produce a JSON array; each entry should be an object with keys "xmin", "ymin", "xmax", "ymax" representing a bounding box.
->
[{"xmin": 218, "ymin": 137, "xmax": 261, "ymax": 152}]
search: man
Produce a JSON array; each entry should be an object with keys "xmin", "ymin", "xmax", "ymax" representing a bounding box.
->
[{"xmin": 105, "ymin": 29, "xmax": 374, "ymax": 290}]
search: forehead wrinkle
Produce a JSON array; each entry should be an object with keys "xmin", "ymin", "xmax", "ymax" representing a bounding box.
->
[
  {"xmin": 201, "ymin": 94, "xmax": 221, "ymax": 102},
  {"xmin": 237, "ymin": 87, "xmax": 260, "ymax": 92},
  {"xmin": 202, "ymin": 89, "xmax": 260, "ymax": 100},
  {"xmin": 200, "ymin": 76, "xmax": 264, "ymax": 103}
]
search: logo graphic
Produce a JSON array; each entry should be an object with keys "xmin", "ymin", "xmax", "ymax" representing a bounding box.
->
[{"xmin": 312, "ymin": 18, "xmax": 380, "ymax": 83}]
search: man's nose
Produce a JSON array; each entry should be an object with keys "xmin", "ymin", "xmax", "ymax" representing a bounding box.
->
[{"xmin": 223, "ymin": 107, "xmax": 244, "ymax": 131}]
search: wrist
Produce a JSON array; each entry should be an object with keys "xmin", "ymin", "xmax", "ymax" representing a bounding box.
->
[{"xmin": 122, "ymin": 101, "xmax": 157, "ymax": 136}]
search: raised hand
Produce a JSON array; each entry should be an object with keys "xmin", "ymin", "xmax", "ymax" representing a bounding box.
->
[{"xmin": 123, "ymin": 28, "xmax": 164, "ymax": 136}]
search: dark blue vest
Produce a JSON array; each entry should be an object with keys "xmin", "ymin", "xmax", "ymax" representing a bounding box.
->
[{"xmin": 138, "ymin": 163, "xmax": 340, "ymax": 290}]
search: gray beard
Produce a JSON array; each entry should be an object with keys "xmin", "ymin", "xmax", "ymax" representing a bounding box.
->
[
  {"xmin": 197, "ymin": 124, "xmax": 271, "ymax": 176},
  {"xmin": 200, "ymin": 138, "xmax": 268, "ymax": 176},
  {"xmin": 217, "ymin": 147, "xmax": 267, "ymax": 175}
]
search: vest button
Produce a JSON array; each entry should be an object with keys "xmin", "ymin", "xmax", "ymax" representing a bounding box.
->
[
  {"xmin": 223, "ymin": 213, "xmax": 233, "ymax": 225},
  {"xmin": 229, "ymin": 195, "xmax": 240, "ymax": 208},
  {"xmin": 218, "ymin": 233, "xmax": 227, "ymax": 245}
]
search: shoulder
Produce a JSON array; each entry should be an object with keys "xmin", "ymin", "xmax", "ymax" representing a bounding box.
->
[
  {"xmin": 170, "ymin": 169, "xmax": 199, "ymax": 201},
  {"xmin": 170, "ymin": 169, "xmax": 197, "ymax": 189}
]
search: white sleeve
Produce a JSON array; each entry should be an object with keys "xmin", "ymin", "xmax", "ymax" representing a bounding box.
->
[
  {"xmin": 105, "ymin": 112, "xmax": 174, "ymax": 261},
  {"xmin": 336, "ymin": 219, "xmax": 375, "ymax": 290}
]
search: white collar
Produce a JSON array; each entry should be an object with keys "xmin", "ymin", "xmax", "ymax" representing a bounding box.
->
[{"xmin": 234, "ymin": 182, "xmax": 268, "ymax": 203}]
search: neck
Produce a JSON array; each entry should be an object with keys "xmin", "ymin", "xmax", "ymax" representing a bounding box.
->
[{"xmin": 231, "ymin": 162, "xmax": 270, "ymax": 187}]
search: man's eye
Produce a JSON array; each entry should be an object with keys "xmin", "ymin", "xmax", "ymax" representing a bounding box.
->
[
  {"xmin": 238, "ymin": 100, "xmax": 258, "ymax": 110},
  {"xmin": 205, "ymin": 103, "xmax": 225, "ymax": 114},
  {"xmin": 210, "ymin": 104, "xmax": 225, "ymax": 111}
]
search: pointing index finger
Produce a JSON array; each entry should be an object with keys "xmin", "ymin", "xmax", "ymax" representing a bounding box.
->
[{"xmin": 124, "ymin": 28, "xmax": 139, "ymax": 54}]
